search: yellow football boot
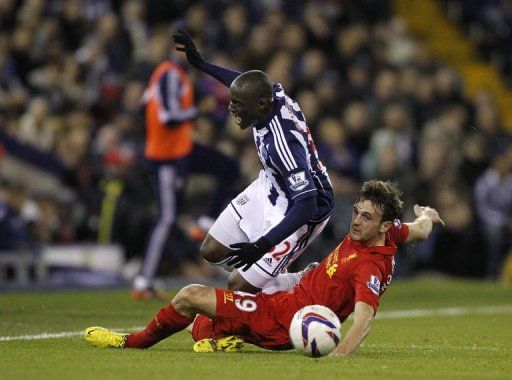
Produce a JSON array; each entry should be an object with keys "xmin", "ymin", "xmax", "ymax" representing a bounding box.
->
[
  {"xmin": 84, "ymin": 326, "xmax": 127, "ymax": 348},
  {"xmin": 193, "ymin": 336, "xmax": 244, "ymax": 353}
]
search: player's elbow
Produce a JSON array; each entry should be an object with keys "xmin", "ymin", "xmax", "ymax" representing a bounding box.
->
[
  {"xmin": 418, "ymin": 231, "xmax": 430, "ymax": 241},
  {"xmin": 414, "ymin": 227, "xmax": 431, "ymax": 241},
  {"xmin": 408, "ymin": 220, "xmax": 432, "ymax": 242},
  {"xmin": 298, "ymin": 196, "xmax": 317, "ymax": 220}
]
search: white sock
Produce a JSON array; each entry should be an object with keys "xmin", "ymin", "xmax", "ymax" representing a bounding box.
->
[{"xmin": 262, "ymin": 272, "xmax": 302, "ymax": 294}]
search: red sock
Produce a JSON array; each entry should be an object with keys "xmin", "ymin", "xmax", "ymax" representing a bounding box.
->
[
  {"xmin": 191, "ymin": 314, "xmax": 215, "ymax": 342},
  {"xmin": 125, "ymin": 304, "xmax": 193, "ymax": 349}
]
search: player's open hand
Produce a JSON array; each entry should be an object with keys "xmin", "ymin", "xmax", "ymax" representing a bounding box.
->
[
  {"xmin": 413, "ymin": 204, "xmax": 445, "ymax": 228},
  {"xmin": 172, "ymin": 29, "xmax": 207, "ymax": 67},
  {"xmin": 226, "ymin": 237, "xmax": 272, "ymax": 272}
]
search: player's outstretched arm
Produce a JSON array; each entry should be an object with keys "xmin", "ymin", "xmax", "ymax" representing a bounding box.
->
[
  {"xmin": 330, "ymin": 301, "xmax": 374, "ymax": 357},
  {"xmin": 172, "ymin": 29, "xmax": 208, "ymax": 68},
  {"xmin": 405, "ymin": 204, "xmax": 445, "ymax": 243},
  {"xmin": 172, "ymin": 29, "xmax": 241, "ymax": 87}
]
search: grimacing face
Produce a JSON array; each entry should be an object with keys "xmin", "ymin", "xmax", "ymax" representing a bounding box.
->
[
  {"xmin": 349, "ymin": 199, "xmax": 391, "ymax": 245},
  {"xmin": 228, "ymin": 83, "xmax": 263, "ymax": 130}
]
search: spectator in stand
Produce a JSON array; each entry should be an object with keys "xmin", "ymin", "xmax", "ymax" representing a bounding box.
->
[
  {"xmin": 17, "ymin": 97, "xmax": 56, "ymax": 151},
  {"xmin": 474, "ymin": 145, "xmax": 512, "ymax": 279},
  {"xmin": 0, "ymin": 182, "xmax": 36, "ymax": 252},
  {"xmin": 361, "ymin": 102, "xmax": 414, "ymax": 180},
  {"xmin": 342, "ymin": 101, "xmax": 371, "ymax": 156},
  {"xmin": 430, "ymin": 184, "xmax": 484, "ymax": 276},
  {"xmin": 316, "ymin": 118, "xmax": 360, "ymax": 181}
]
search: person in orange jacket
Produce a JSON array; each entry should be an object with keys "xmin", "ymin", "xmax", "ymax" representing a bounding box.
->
[{"xmin": 132, "ymin": 38, "xmax": 240, "ymax": 300}]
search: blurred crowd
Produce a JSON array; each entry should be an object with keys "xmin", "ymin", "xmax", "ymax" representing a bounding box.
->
[
  {"xmin": 0, "ymin": 0, "xmax": 511, "ymax": 280},
  {"xmin": 442, "ymin": 0, "xmax": 512, "ymax": 86}
]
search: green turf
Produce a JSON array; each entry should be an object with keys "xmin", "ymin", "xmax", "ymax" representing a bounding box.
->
[{"xmin": 1, "ymin": 279, "xmax": 511, "ymax": 379}]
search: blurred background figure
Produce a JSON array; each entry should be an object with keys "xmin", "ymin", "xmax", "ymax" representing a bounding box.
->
[
  {"xmin": 131, "ymin": 31, "xmax": 240, "ymax": 300},
  {"xmin": 0, "ymin": 182, "xmax": 36, "ymax": 253},
  {"xmin": 474, "ymin": 146, "xmax": 512, "ymax": 279}
]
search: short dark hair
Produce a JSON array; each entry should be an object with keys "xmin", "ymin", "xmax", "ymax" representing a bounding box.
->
[{"xmin": 357, "ymin": 180, "xmax": 404, "ymax": 222}]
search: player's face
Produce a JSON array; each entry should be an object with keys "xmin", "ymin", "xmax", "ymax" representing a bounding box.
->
[
  {"xmin": 349, "ymin": 200, "xmax": 387, "ymax": 245},
  {"xmin": 228, "ymin": 85, "xmax": 260, "ymax": 130}
]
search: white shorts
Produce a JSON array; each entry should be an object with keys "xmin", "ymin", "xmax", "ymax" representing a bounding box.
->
[{"xmin": 208, "ymin": 171, "xmax": 330, "ymax": 288}]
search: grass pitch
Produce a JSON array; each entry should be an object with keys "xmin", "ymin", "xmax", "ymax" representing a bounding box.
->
[{"xmin": 1, "ymin": 279, "xmax": 511, "ymax": 380}]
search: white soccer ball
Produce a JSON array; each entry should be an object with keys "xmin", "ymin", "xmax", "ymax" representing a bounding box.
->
[{"xmin": 289, "ymin": 305, "xmax": 342, "ymax": 357}]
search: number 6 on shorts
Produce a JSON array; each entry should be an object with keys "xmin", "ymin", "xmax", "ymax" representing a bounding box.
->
[{"xmin": 233, "ymin": 291, "xmax": 257, "ymax": 312}]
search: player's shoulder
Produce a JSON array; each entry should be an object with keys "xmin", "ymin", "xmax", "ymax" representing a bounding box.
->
[
  {"xmin": 273, "ymin": 82, "xmax": 285, "ymax": 97},
  {"xmin": 392, "ymin": 219, "xmax": 403, "ymax": 228},
  {"xmin": 265, "ymin": 112, "xmax": 297, "ymax": 140},
  {"xmin": 386, "ymin": 219, "xmax": 409, "ymax": 245}
]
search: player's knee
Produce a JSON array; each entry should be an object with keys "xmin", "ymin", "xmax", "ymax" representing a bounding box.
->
[
  {"xmin": 227, "ymin": 275, "xmax": 241, "ymax": 290},
  {"xmin": 227, "ymin": 272, "xmax": 260, "ymax": 293},
  {"xmin": 200, "ymin": 235, "xmax": 228, "ymax": 263},
  {"xmin": 172, "ymin": 284, "xmax": 205, "ymax": 311}
]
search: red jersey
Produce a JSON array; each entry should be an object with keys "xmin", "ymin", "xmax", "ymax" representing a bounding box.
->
[
  {"xmin": 279, "ymin": 220, "xmax": 409, "ymax": 323},
  {"xmin": 193, "ymin": 220, "xmax": 409, "ymax": 350}
]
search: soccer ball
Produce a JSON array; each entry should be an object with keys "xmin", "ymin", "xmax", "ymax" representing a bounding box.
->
[{"xmin": 289, "ymin": 305, "xmax": 342, "ymax": 357}]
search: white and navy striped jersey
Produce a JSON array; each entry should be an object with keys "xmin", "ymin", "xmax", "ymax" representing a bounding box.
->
[{"xmin": 253, "ymin": 83, "xmax": 334, "ymax": 221}]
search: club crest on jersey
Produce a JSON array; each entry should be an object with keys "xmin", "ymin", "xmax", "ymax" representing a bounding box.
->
[
  {"xmin": 236, "ymin": 194, "xmax": 249, "ymax": 206},
  {"xmin": 393, "ymin": 219, "xmax": 402, "ymax": 228},
  {"xmin": 288, "ymin": 171, "xmax": 309, "ymax": 191},
  {"xmin": 367, "ymin": 275, "xmax": 381, "ymax": 295},
  {"xmin": 223, "ymin": 291, "xmax": 234, "ymax": 304}
]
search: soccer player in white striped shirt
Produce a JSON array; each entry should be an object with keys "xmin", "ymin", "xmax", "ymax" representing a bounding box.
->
[{"xmin": 174, "ymin": 30, "xmax": 334, "ymax": 294}]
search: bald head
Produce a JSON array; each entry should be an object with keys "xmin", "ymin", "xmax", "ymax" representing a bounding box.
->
[
  {"xmin": 232, "ymin": 70, "xmax": 273, "ymax": 100},
  {"xmin": 229, "ymin": 70, "xmax": 274, "ymax": 129}
]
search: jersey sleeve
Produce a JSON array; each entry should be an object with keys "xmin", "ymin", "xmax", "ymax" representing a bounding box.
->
[
  {"xmin": 353, "ymin": 261, "xmax": 384, "ymax": 314},
  {"xmin": 197, "ymin": 61, "xmax": 241, "ymax": 87},
  {"xmin": 387, "ymin": 219, "xmax": 409, "ymax": 245},
  {"xmin": 157, "ymin": 69, "xmax": 197, "ymax": 125},
  {"xmin": 268, "ymin": 120, "xmax": 317, "ymax": 200}
]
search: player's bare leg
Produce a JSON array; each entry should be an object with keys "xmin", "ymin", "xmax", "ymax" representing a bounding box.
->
[
  {"xmin": 200, "ymin": 233, "xmax": 231, "ymax": 265},
  {"xmin": 227, "ymin": 270, "xmax": 260, "ymax": 293},
  {"xmin": 85, "ymin": 285, "xmax": 216, "ymax": 349},
  {"xmin": 200, "ymin": 233, "xmax": 259, "ymax": 292}
]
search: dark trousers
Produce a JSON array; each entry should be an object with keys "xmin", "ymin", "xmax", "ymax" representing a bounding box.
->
[{"xmin": 139, "ymin": 143, "xmax": 240, "ymax": 281}]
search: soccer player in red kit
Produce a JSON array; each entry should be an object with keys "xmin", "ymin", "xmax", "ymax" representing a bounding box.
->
[{"xmin": 85, "ymin": 180, "xmax": 444, "ymax": 356}]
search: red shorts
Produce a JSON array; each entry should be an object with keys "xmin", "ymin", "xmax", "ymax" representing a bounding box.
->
[{"xmin": 192, "ymin": 289, "xmax": 295, "ymax": 350}]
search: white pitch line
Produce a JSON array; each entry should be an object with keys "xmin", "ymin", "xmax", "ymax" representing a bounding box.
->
[
  {"xmin": 376, "ymin": 305, "xmax": 512, "ymax": 319},
  {"xmin": 0, "ymin": 326, "xmax": 144, "ymax": 342},
  {"xmin": 363, "ymin": 343, "xmax": 504, "ymax": 352},
  {"xmin": 0, "ymin": 331, "xmax": 83, "ymax": 341},
  {"xmin": 1, "ymin": 305, "xmax": 512, "ymax": 342}
]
